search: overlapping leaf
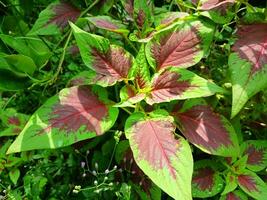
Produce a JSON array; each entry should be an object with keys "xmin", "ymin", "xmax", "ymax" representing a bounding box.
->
[
  {"xmin": 125, "ymin": 110, "xmax": 193, "ymax": 200},
  {"xmin": 172, "ymin": 99, "xmax": 239, "ymax": 157},
  {"xmin": 7, "ymin": 86, "xmax": 119, "ymax": 153},
  {"xmin": 237, "ymin": 170, "xmax": 267, "ymax": 199},
  {"xmin": 192, "ymin": 159, "xmax": 224, "ymax": 198},
  {"xmin": 86, "ymin": 16, "xmax": 129, "ymax": 34},
  {"xmin": 146, "ymin": 18, "xmax": 214, "ymax": 71},
  {"xmin": 128, "ymin": 45, "xmax": 150, "ymax": 89},
  {"xmin": 154, "ymin": 12, "xmax": 189, "ymax": 29},
  {"xmin": 229, "ymin": 24, "xmax": 267, "ymax": 118},
  {"xmin": 71, "ymin": 23, "xmax": 134, "ymax": 86},
  {"xmin": 241, "ymin": 140, "xmax": 267, "ymax": 172},
  {"xmin": 145, "ymin": 67, "xmax": 225, "ymax": 105},
  {"xmin": 28, "ymin": 1, "xmax": 80, "ymax": 35}
]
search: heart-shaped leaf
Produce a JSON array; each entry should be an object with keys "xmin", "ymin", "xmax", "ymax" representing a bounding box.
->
[
  {"xmin": 28, "ymin": 1, "xmax": 80, "ymax": 35},
  {"xmin": 172, "ymin": 99, "xmax": 239, "ymax": 157},
  {"xmin": 237, "ymin": 170, "xmax": 267, "ymax": 199},
  {"xmin": 241, "ymin": 140, "xmax": 267, "ymax": 172},
  {"xmin": 192, "ymin": 159, "xmax": 224, "ymax": 198},
  {"xmin": 71, "ymin": 23, "xmax": 134, "ymax": 86},
  {"xmin": 145, "ymin": 67, "xmax": 225, "ymax": 105},
  {"xmin": 146, "ymin": 18, "xmax": 214, "ymax": 71},
  {"xmin": 7, "ymin": 86, "xmax": 119, "ymax": 153},
  {"xmin": 125, "ymin": 110, "xmax": 193, "ymax": 200},
  {"xmin": 229, "ymin": 24, "xmax": 267, "ymax": 118}
]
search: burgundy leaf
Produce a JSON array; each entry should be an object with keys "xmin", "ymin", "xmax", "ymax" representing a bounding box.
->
[
  {"xmin": 136, "ymin": 9, "xmax": 146, "ymax": 28},
  {"xmin": 232, "ymin": 24, "xmax": 267, "ymax": 74},
  {"xmin": 124, "ymin": 0, "xmax": 134, "ymax": 17},
  {"xmin": 174, "ymin": 104, "xmax": 236, "ymax": 155},
  {"xmin": 200, "ymin": 0, "xmax": 235, "ymax": 11},
  {"xmin": 91, "ymin": 46, "xmax": 132, "ymax": 80},
  {"xmin": 132, "ymin": 119, "xmax": 178, "ymax": 178},
  {"xmin": 245, "ymin": 145, "xmax": 265, "ymax": 165},
  {"xmin": 147, "ymin": 70, "xmax": 193, "ymax": 104},
  {"xmin": 226, "ymin": 192, "xmax": 241, "ymax": 200},
  {"xmin": 193, "ymin": 167, "xmax": 215, "ymax": 191},
  {"xmin": 8, "ymin": 117, "xmax": 20, "ymax": 126},
  {"xmin": 40, "ymin": 86, "xmax": 108, "ymax": 135},
  {"xmin": 151, "ymin": 27, "xmax": 201, "ymax": 70},
  {"xmin": 93, "ymin": 19, "xmax": 118, "ymax": 30},
  {"xmin": 48, "ymin": 2, "xmax": 80, "ymax": 29},
  {"xmin": 238, "ymin": 175, "xmax": 258, "ymax": 192}
]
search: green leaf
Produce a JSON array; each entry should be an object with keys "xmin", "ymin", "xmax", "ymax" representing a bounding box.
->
[
  {"xmin": 219, "ymin": 190, "xmax": 248, "ymax": 200},
  {"xmin": 0, "ymin": 69, "xmax": 31, "ymax": 91},
  {"xmin": 221, "ymin": 173, "xmax": 238, "ymax": 195},
  {"xmin": 7, "ymin": 86, "xmax": 119, "ymax": 153},
  {"xmin": 9, "ymin": 168, "xmax": 20, "ymax": 185},
  {"xmin": 0, "ymin": 34, "xmax": 51, "ymax": 67},
  {"xmin": 4, "ymin": 54, "xmax": 36, "ymax": 76},
  {"xmin": 125, "ymin": 110, "xmax": 193, "ymax": 200}
]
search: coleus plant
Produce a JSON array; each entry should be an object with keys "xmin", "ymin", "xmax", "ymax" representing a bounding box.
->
[{"xmin": 4, "ymin": 0, "xmax": 267, "ymax": 199}]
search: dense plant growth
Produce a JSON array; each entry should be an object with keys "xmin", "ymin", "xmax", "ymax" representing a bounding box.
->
[{"xmin": 0, "ymin": 0, "xmax": 267, "ymax": 199}]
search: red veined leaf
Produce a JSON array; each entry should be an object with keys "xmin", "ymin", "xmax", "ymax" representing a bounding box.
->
[
  {"xmin": 221, "ymin": 173, "xmax": 238, "ymax": 195},
  {"xmin": 71, "ymin": 23, "xmax": 134, "ymax": 86},
  {"xmin": 7, "ymin": 86, "xmax": 119, "ymax": 153},
  {"xmin": 219, "ymin": 190, "xmax": 248, "ymax": 200},
  {"xmin": 172, "ymin": 99, "xmax": 239, "ymax": 157},
  {"xmin": 237, "ymin": 170, "xmax": 267, "ymax": 199},
  {"xmin": 145, "ymin": 68, "xmax": 225, "ymax": 105},
  {"xmin": 133, "ymin": 0, "xmax": 153, "ymax": 30},
  {"xmin": 146, "ymin": 18, "xmax": 214, "ymax": 71},
  {"xmin": 28, "ymin": 1, "xmax": 80, "ymax": 35},
  {"xmin": 125, "ymin": 110, "xmax": 193, "ymax": 199},
  {"xmin": 115, "ymin": 141, "xmax": 161, "ymax": 199},
  {"xmin": 121, "ymin": 0, "xmax": 134, "ymax": 18},
  {"xmin": 192, "ymin": 160, "xmax": 224, "ymax": 198},
  {"xmin": 86, "ymin": 16, "xmax": 129, "ymax": 34},
  {"xmin": 240, "ymin": 140, "xmax": 267, "ymax": 172},
  {"xmin": 229, "ymin": 24, "xmax": 267, "ymax": 118},
  {"xmin": 199, "ymin": 0, "xmax": 235, "ymax": 11},
  {"xmin": 68, "ymin": 70, "xmax": 118, "ymax": 87},
  {"xmin": 154, "ymin": 12, "xmax": 189, "ymax": 28}
]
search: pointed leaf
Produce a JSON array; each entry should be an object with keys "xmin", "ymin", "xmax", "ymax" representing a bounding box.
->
[
  {"xmin": 0, "ymin": 34, "xmax": 51, "ymax": 67},
  {"xmin": 133, "ymin": 0, "xmax": 153, "ymax": 31},
  {"xmin": 86, "ymin": 16, "xmax": 129, "ymax": 34},
  {"xmin": 221, "ymin": 173, "xmax": 238, "ymax": 195},
  {"xmin": 154, "ymin": 12, "xmax": 189, "ymax": 28},
  {"xmin": 199, "ymin": 0, "xmax": 235, "ymax": 11},
  {"xmin": 146, "ymin": 18, "xmax": 214, "ymax": 71},
  {"xmin": 9, "ymin": 168, "xmax": 20, "ymax": 185},
  {"xmin": 237, "ymin": 170, "xmax": 267, "ymax": 199},
  {"xmin": 230, "ymin": 24, "xmax": 267, "ymax": 118},
  {"xmin": 128, "ymin": 45, "xmax": 150, "ymax": 89},
  {"xmin": 7, "ymin": 86, "xmax": 119, "ymax": 153},
  {"xmin": 125, "ymin": 110, "xmax": 193, "ymax": 200},
  {"xmin": 145, "ymin": 67, "xmax": 225, "ymax": 105},
  {"xmin": 68, "ymin": 70, "xmax": 117, "ymax": 87},
  {"xmin": 173, "ymin": 99, "xmax": 239, "ymax": 156},
  {"xmin": 71, "ymin": 23, "xmax": 134, "ymax": 86},
  {"xmin": 219, "ymin": 190, "xmax": 248, "ymax": 200},
  {"xmin": 192, "ymin": 160, "xmax": 224, "ymax": 197},
  {"xmin": 241, "ymin": 140, "xmax": 267, "ymax": 172},
  {"xmin": 28, "ymin": 1, "xmax": 80, "ymax": 35}
]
